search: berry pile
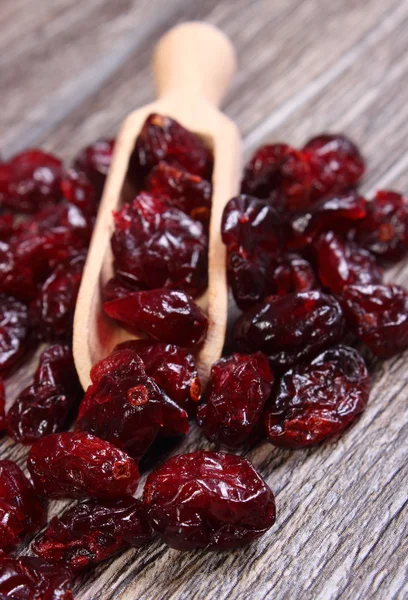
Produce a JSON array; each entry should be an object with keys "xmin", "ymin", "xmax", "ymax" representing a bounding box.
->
[{"xmin": 0, "ymin": 120, "xmax": 407, "ymax": 598}]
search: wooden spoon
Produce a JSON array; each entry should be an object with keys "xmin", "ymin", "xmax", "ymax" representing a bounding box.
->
[{"xmin": 73, "ymin": 21, "xmax": 242, "ymax": 390}]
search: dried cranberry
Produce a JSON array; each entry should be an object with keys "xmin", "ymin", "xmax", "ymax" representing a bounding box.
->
[
  {"xmin": 32, "ymin": 497, "xmax": 152, "ymax": 572},
  {"xmin": 130, "ymin": 114, "xmax": 212, "ymax": 180},
  {"xmin": 104, "ymin": 289, "xmax": 208, "ymax": 348},
  {"xmin": 265, "ymin": 345, "xmax": 369, "ymax": 448},
  {"xmin": 288, "ymin": 192, "xmax": 367, "ymax": 248},
  {"xmin": 303, "ymin": 134, "xmax": 365, "ymax": 201},
  {"xmin": 0, "ymin": 380, "xmax": 4, "ymax": 430},
  {"xmin": 341, "ymin": 284, "xmax": 408, "ymax": 358},
  {"xmin": 233, "ymin": 291, "xmax": 345, "ymax": 371},
  {"xmin": 111, "ymin": 192, "xmax": 208, "ymax": 297},
  {"xmin": 61, "ymin": 168, "xmax": 96, "ymax": 215},
  {"xmin": 7, "ymin": 345, "xmax": 82, "ymax": 445},
  {"xmin": 74, "ymin": 138, "xmax": 114, "ymax": 200},
  {"xmin": 31, "ymin": 253, "xmax": 85, "ymax": 341},
  {"xmin": 75, "ymin": 349, "xmax": 164, "ymax": 459},
  {"xmin": 0, "ymin": 460, "xmax": 45, "ymax": 551},
  {"xmin": 0, "ymin": 149, "xmax": 63, "ymax": 213},
  {"xmin": 269, "ymin": 252, "xmax": 318, "ymax": 295},
  {"xmin": 0, "ymin": 295, "xmax": 31, "ymax": 377},
  {"xmin": 27, "ymin": 431, "xmax": 139, "ymax": 499},
  {"xmin": 0, "ymin": 556, "xmax": 73, "ymax": 600},
  {"xmin": 314, "ymin": 231, "xmax": 382, "ymax": 293},
  {"xmin": 197, "ymin": 353, "xmax": 274, "ymax": 448},
  {"xmin": 241, "ymin": 144, "xmax": 311, "ymax": 211},
  {"xmin": 143, "ymin": 450, "xmax": 276, "ymax": 550},
  {"xmin": 354, "ymin": 190, "xmax": 408, "ymax": 262},
  {"xmin": 146, "ymin": 162, "xmax": 212, "ymax": 225},
  {"xmin": 0, "ymin": 214, "xmax": 22, "ymax": 242},
  {"xmin": 102, "ymin": 275, "xmax": 144, "ymax": 303},
  {"xmin": 114, "ymin": 340, "xmax": 201, "ymax": 413}
]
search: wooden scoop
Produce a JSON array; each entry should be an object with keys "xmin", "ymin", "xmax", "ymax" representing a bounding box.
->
[{"xmin": 73, "ymin": 22, "xmax": 242, "ymax": 390}]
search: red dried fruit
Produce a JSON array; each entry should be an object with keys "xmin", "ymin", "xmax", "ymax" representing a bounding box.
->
[
  {"xmin": 27, "ymin": 431, "xmax": 139, "ymax": 499},
  {"xmin": 270, "ymin": 252, "xmax": 318, "ymax": 295},
  {"xmin": 341, "ymin": 284, "xmax": 408, "ymax": 358},
  {"xmin": 265, "ymin": 345, "xmax": 369, "ymax": 448},
  {"xmin": 103, "ymin": 275, "xmax": 144, "ymax": 303},
  {"xmin": 233, "ymin": 291, "xmax": 345, "ymax": 371},
  {"xmin": 111, "ymin": 192, "xmax": 208, "ymax": 297},
  {"xmin": 0, "ymin": 214, "xmax": 23, "ymax": 242},
  {"xmin": 354, "ymin": 190, "xmax": 408, "ymax": 262},
  {"xmin": 0, "ymin": 380, "xmax": 4, "ymax": 430},
  {"xmin": 241, "ymin": 144, "xmax": 311, "ymax": 211},
  {"xmin": 31, "ymin": 253, "xmax": 85, "ymax": 341},
  {"xmin": 114, "ymin": 340, "xmax": 201, "ymax": 413},
  {"xmin": 76, "ymin": 349, "xmax": 164, "ymax": 459},
  {"xmin": 314, "ymin": 231, "xmax": 382, "ymax": 293},
  {"xmin": 0, "ymin": 556, "xmax": 73, "ymax": 600},
  {"xmin": 61, "ymin": 168, "xmax": 96, "ymax": 215},
  {"xmin": 0, "ymin": 460, "xmax": 45, "ymax": 551},
  {"xmin": 0, "ymin": 149, "xmax": 63, "ymax": 213},
  {"xmin": 0, "ymin": 295, "xmax": 31, "ymax": 377},
  {"xmin": 146, "ymin": 162, "xmax": 212, "ymax": 225},
  {"xmin": 288, "ymin": 192, "xmax": 367, "ymax": 248},
  {"xmin": 197, "ymin": 353, "xmax": 274, "ymax": 448},
  {"xmin": 32, "ymin": 497, "xmax": 152, "ymax": 572},
  {"xmin": 7, "ymin": 344, "xmax": 82, "ymax": 445},
  {"xmin": 143, "ymin": 450, "xmax": 276, "ymax": 550},
  {"xmin": 74, "ymin": 138, "xmax": 115, "ymax": 200},
  {"xmin": 303, "ymin": 134, "xmax": 365, "ymax": 201},
  {"xmin": 104, "ymin": 289, "xmax": 208, "ymax": 348},
  {"xmin": 131, "ymin": 114, "xmax": 213, "ymax": 180}
]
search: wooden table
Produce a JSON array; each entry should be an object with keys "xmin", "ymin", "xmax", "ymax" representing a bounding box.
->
[{"xmin": 2, "ymin": 1, "xmax": 408, "ymax": 598}]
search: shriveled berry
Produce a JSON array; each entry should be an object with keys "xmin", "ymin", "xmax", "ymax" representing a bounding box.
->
[
  {"xmin": 27, "ymin": 432, "xmax": 139, "ymax": 499},
  {"xmin": 131, "ymin": 114, "xmax": 212, "ymax": 180},
  {"xmin": 74, "ymin": 138, "xmax": 114, "ymax": 200},
  {"xmin": 269, "ymin": 253, "xmax": 318, "ymax": 295},
  {"xmin": 197, "ymin": 353, "xmax": 274, "ymax": 448},
  {"xmin": 146, "ymin": 162, "xmax": 212, "ymax": 225},
  {"xmin": 144, "ymin": 450, "xmax": 276, "ymax": 550},
  {"xmin": 61, "ymin": 168, "xmax": 96, "ymax": 215},
  {"xmin": 242, "ymin": 144, "xmax": 311, "ymax": 211},
  {"xmin": 104, "ymin": 289, "xmax": 208, "ymax": 348},
  {"xmin": 233, "ymin": 291, "xmax": 345, "ymax": 371},
  {"xmin": 75, "ymin": 349, "xmax": 164, "ymax": 459},
  {"xmin": 341, "ymin": 284, "xmax": 408, "ymax": 358},
  {"xmin": 265, "ymin": 345, "xmax": 369, "ymax": 448},
  {"xmin": 103, "ymin": 275, "xmax": 144, "ymax": 303},
  {"xmin": 0, "ymin": 460, "xmax": 46, "ymax": 551},
  {"xmin": 111, "ymin": 192, "xmax": 208, "ymax": 297},
  {"xmin": 314, "ymin": 231, "xmax": 382, "ymax": 293},
  {"xmin": 1, "ymin": 149, "xmax": 63, "ymax": 213},
  {"xmin": 32, "ymin": 497, "xmax": 152, "ymax": 572},
  {"xmin": 114, "ymin": 340, "xmax": 201, "ymax": 412},
  {"xmin": 31, "ymin": 253, "xmax": 85, "ymax": 341},
  {"xmin": 0, "ymin": 295, "xmax": 31, "ymax": 376},
  {"xmin": 0, "ymin": 556, "xmax": 73, "ymax": 600},
  {"xmin": 7, "ymin": 345, "xmax": 82, "ymax": 445},
  {"xmin": 303, "ymin": 134, "xmax": 365, "ymax": 201},
  {"xmin": 354, "ymin": 190, "xmax": 408, "ymax": 262}
]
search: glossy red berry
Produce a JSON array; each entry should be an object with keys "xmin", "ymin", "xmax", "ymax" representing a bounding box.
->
[
  {"xmin": 144, "ymin": 450, "xmax": 276, "ymax": 550},
  {"xmin": 265, "ymin": 345, "xmax": 369, "ymax": 448},
  {"xmin": 0, "ymin": 295, "xmax": 31, "ymax": 377},
  {"xmin": 269, "ymin": 253, "xmax": 318, "ymax": 295},
  {"xmin": 73, "ymin": 138, "xmax": 115, "ymax": 200},
  {"xmin": 102, "ymin": 275, "xmax": 144, "ymax": 303},
  {"xmin": 61, "ymin": 168, "xmax": 96, "ymax": 215},
  {"xmin": 0, "ymin": 556, "xmax": 73, "ymax": 600}
]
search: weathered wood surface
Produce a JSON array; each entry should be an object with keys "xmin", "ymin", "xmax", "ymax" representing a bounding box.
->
[{"xmin": 2, "ymin": 1, "xmax": 408, "ymax": 598}]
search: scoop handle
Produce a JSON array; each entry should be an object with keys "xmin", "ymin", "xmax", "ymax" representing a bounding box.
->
[{"xmin": 153, "ymin": 21, "xmax": 236, "ymax": 107}]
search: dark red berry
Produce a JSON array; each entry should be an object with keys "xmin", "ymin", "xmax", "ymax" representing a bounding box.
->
[
  {"xmin": 314, "ymin": 231, "xmax": 382, "ymax": 293},
  {"xmin": 0, "ymin": 295, "xmax": 31, "ymax": 377},
  {"xmin": 146, "ymin": 162, "xmax": 212, "ymax": 226},
  {"xmin": 130, "ymin": 114, "xmax": 212, "ymax": 180},
  {"xmin": 303, "ymin": 134, "xmax": 365, "ymax": 201},
  {"xmin": 197, "ymin": 353, "xmax": 274, "ymax": 448},
  {"xmin": 233, "ymin": 291, "xmax": 345, "ymax": 371},
  {"xmin": 265, "ymin": 345, "xmax": 369, "ymax": 448},
  {"xmin": 0, "ymin": 556, "xmax": 73, "ymax": 600},
  {"xmin": 104, "ymin": 289, "xmax": 208, "ymax": 348},
  {"xmin": 354, "ymin": 190, "xmax": 408, "ymax": 262},
  {"xmin": 61, "ymin": 168, "xmax": 96, "ymax": 215},
  {"xmin": 0, "ymin": 214, "xmax": 23, "ymax": 242},
  {"xmin": 341, "ymin": 284, "xmax": 408, "ymax": 358},
  {"xmin": 143, "ymin": 450, "xmax": 276, "ymax": 550},
  {"xmin": 111, "ymin": 192, "xmax": 208, "ymax": 297},
  {"xmin": 32, "ymin": 497, "xmax": 152, "ymax": 572},
  {"xmin": 269, "ymin": 252, "xmax": 318, "ymax": 295},
  {"xmin": 74, "ymin": 138, "xmax": 114, "ymax": 200},
  {"xmin": 0, "ymin": 380, "xmax": 4, "ymax": 430},
  {"xmin": 0, "ymin": 460, "xmax": 46, "ymax": 551},
  {"xmin": 241, "ymin": 144, "xmax": 311, "ymax": 211},
  {"xmin": 102, "ymin": 275, "xmax": 144, "ymax": 303},
  {"xmin": 27, "ymin": 431, "xmax": 139, "ymax": 499}
]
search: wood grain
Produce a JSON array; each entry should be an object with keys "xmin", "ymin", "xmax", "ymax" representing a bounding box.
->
[{"xmin": 1, "ymin": 1, "xmax": 408, "ymax": 599}]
